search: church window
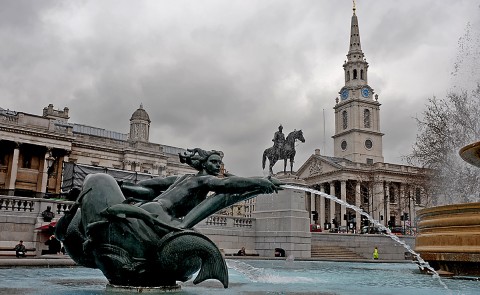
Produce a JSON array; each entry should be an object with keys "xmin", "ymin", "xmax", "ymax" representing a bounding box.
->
[
  {"xmin": 346, "ymin": 71, "xmax": 350, "ymax": 82},
  {"xmin": 360, "ymin": 69, "xmax": 364, "ymax": 80},
  {"xmin": 353, "ymin": 69, "xmax": 357, "ymax": 79},
  {"xmin": 364, "ymin": 109, "xmax": 371, "ymax": 128},
  {"xmin": 366, "ymin": 158, "xmax": 373, "ymax": 165},
  {"xmin": 341, "ymin": 140, "xmax": 347, "ymax": 151},
  {"xmin": 365, "ymin": 139, "xmax": 373, "ymax": 149},
  {"xmin": 389, "ymin": 186, "xmax": 396, "ymax": 203},
  {"xmin": 342, "ymin": 111, "xmax": 348, "ymax": 129}
]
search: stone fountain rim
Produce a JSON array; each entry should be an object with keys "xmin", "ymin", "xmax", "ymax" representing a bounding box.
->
[{"xmin": 459, "ymin": 141, "xmax": 480, "ymax": 168}]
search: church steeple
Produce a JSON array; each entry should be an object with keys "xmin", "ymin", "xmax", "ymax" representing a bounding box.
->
[
  {"xmin": 348, "ymin": 1, "xmax": 364, "ymax": 63},
  {"xmin": 333, "ymin": 2, "xmax": 384, "ymax": 164},
  {"xmin": 342, "ymin": 1, "xmax": 369, "ymax": 90}
]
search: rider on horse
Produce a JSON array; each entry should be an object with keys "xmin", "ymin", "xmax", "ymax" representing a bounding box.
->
[{"xmin": 272, "ymin": 125, "xmax": 285, "ymax": 158}]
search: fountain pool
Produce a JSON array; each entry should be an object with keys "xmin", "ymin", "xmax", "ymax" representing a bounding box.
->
[{"xmin": 0, "ymin": 260, "xmax": 477, "ymax": 295}]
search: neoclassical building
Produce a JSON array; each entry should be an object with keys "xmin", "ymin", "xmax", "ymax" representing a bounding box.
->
[
  {"xmin": 0, "ymin": 104, "xmax": 194, "ymax": 197},
  {"xmin": 296, "ymin": 5, "xmax": 430, "ymax": 232}
]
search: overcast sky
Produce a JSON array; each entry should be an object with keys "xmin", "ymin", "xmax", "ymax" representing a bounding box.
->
[{"xmin": 1, "ymin": 0, "xmax": 479, "ymax": 176}]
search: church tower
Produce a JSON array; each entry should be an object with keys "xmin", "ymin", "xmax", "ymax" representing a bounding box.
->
[
  {"xmin": 332, "ymin": 3, "xmax": 384, "ymax": 164},
  {"xmin": 129, "ymin": 104, "xmax": 151, "ymax": 142}
]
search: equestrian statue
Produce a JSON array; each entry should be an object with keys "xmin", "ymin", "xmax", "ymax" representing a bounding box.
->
[{"xmin": 262, "ymin": 125, "xmax": 305, "ymax": 175}]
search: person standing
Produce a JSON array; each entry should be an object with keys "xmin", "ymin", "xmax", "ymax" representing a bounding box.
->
[
  {"xmin": 14, "ymin": 240, "xmax": 27, "ymax": 258},
  {"xmin": 373, "ymin": 246, "xmax": 379, "ymax": 260},
  {"xmin": 43, "ymin": 235, "xmax": 62, "ymax": 254}
]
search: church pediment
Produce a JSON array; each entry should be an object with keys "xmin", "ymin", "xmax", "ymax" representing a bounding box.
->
[{"xmin": 296, "ymin": 155, "xmax": 344, "ymax": 179}]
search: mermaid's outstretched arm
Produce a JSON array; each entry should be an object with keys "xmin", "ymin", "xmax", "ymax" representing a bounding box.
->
[{"xmin": 179, "ymin": 190, "xmax": 261, "ymax": 229}]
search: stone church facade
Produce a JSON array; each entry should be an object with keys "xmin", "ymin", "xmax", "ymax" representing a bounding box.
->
[
  {"xmin": 0, "ymin": 103, "xmax": 194, "ymax": 197},
  {"xmin": 296, "ymin": 6, "xmax": 430, "ymax": 233}
]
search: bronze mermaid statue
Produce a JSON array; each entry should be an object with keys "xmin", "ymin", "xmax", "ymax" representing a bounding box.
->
[{"xmin": 55, "ymin": 148, "xmax": 282, "ymax": 288}]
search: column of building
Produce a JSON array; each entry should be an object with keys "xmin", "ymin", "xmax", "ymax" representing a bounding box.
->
[
  {"xmin": 355, "ymin": 181, "xmax": 361, "ymax": 232},
  {"xmin": 317, "ymin": 185, "xmax": 325, "ymax": 229},
  {"xmin": 385, "ymin": 181, "xmax": 391, "ymax": 226},
  {"xmin": 7, "ymin": 142, "xmax": 20, "ymax": 195},
  {"xmin": 329, "ymin": 182, "xmax": 336, "ymax": 226},
  {"xmin": 39, "ymin": 148, "xmax": 52, "ymax": 194},
  {"xmin": 340, "ymin": 180, "xmax": 347, "ymax": 226}
]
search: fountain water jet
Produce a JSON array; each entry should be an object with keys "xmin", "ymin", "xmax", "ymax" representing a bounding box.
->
[{"xmin": 281, "ymin": 184, "xmax": 450, "ymax": 290}]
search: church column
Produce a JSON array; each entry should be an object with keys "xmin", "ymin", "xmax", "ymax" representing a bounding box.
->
[
  {"xmin": 355, "ymin": 181, "xmax": 361, "ymax": 232},
  {"xmin": 319, "ymin": 184, "xmax": 326, "ymax": 229},
  {"xmin": 385, "ymin": 182, "xmax": 391, "ymax": 227},
  {"xmin": 329, "ymin": 182, "xmax": 336, "ymax": 226},
  {"xmin": 372, "ymin": 181, "xmax": 383, "ymax": 225},
  {"xmin": 308, "ymin": 192, "xmax": 314, "ymax": 223},
  {"xmin": 408, "ymin": 186, "xmax": 414, "ymax": 230},
  {"xmin": 399, "ymin": 183, "xmax": 405, "ymax": 225},
  {"xmin": 7, "ymin": 143, "xmax": 20, "ymax": 194},
  {"xmin": 340, "ymin": 180, "xmax": 347, "ymax": 227}
]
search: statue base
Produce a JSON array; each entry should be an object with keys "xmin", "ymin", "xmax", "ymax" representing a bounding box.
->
[{"xmin": 106, "ymin": 284, "xmax": 181, "ymax": 293}]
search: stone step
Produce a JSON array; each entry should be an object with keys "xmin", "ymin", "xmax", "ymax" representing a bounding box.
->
[{"xmin": 311, "ymin": 246, "xmax": 365, "ymax": 259}]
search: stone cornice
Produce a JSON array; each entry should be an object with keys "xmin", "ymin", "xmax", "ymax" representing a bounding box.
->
[
  {"xmin": 332, "ymin": 128, "xmax": 384, "ymax": 138},
  {"xmin": 0, "ymin": 125, "xmax": 75, "ymax": 142}
]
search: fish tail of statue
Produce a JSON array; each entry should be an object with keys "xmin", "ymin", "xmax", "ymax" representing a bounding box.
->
[{"xmin": 157, "ymin": 231, "xmax": 228, "ymax": 288}]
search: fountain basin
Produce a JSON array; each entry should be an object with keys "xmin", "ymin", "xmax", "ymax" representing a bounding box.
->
[
  {"xmin": 416, "ymin": 202, "xmax": 480, "ymax": 276},
  {"xmin": 0, "ymin": 260, "xmax": 478, "ymax": 294}
]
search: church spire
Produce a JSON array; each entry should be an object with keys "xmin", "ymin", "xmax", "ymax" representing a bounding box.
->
[
  {"xmin": 341, "ymin": 2, "xmax": 369, "ymax": 89},
  {"xmin": 348, "ymin": 1, "xmax": 363, "ymax": 60}
]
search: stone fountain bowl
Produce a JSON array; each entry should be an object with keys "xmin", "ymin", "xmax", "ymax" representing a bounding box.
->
[
  {"xmin": 459, "ymin": 141, "xmax": 480, "ymax": 168},
  {"xmin": 416, "ymin": 202, "xmax": 480, "ymax": 276},
  {"xmin": 415, "ymin": 141, "xmax": 480, "ymax": 276}
]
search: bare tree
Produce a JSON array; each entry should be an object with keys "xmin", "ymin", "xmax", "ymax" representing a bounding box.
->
[{"xmin": 405, "ymin": 20, "xmax": 480, "ymax": 205}]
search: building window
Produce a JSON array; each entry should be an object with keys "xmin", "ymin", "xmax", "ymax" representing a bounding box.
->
[
  {"xmin": 342, "ymin": 111, "xmax": 348, "ymax": 129},
  {"xmin": 346, "ymin": 71, "xmax": 350, "ymax": 82},
  {"xmin": 366, "ymin": 158, "xmax": 373, "ymax": 165},
  {"xmin": 364, "ymin": 109, "xmax": 370, "ymax": 128},
  {"xmin": 360, "ymin": 69, "xmax": 364, "ymax": 80},
  {"xmin": 415, "ymin": 188, "xmax": 422, "ymax": 205},
  {"xmin": 353, "ymin": 69, "xmax": 357, "ymax": 79},
  {"xmin": 21, "ymin": 153, "xmax": 32, "ymax": 169},
  {"xmin": 341, "ymin": 140, "xmax": 347, "ymax": 151}
]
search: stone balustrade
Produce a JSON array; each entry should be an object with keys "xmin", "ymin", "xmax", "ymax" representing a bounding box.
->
[
  {"xmin": 201, "ymin": 214, "xmax": 254, "ymax": 228},
  {"xmin": 0, "ymin": 195, "xmax": 73, "ymax": 216}
]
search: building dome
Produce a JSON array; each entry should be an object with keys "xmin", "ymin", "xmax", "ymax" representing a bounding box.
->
[
  {"xmin": 130, "ymin": 104, "xmax": 150, "ymax": 122},
  {"xmin": 129, "ymin": 104, "xmax": 151, "ymax": 142}
]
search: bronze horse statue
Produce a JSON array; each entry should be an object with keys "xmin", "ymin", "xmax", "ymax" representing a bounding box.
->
[{"xmin": 262, "ymin": 129, "xmax": 305, "ymax": 174}]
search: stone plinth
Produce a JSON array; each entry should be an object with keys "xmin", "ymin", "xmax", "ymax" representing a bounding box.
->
[
  {"xmin": 416, "ymin": 202, "xmax": 480, "ymax": 276},
  {"xmin": 252, "ymin": 175, "xmax": 311, "ymax": 258}
]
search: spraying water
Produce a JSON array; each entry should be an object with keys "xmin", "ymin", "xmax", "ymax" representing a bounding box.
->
[{"xmin": 281, "ymin": 184, "xmax": 450, "ymax": 291}]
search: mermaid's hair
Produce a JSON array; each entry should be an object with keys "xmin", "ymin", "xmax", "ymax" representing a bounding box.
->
[{"xmin": 179, "ymin": 148, "xmax": 223, "ymax": 171}]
